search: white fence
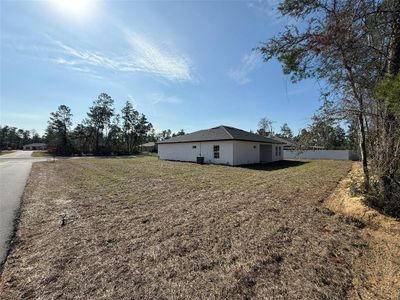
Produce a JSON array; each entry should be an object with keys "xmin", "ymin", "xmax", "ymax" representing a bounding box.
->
[{"xmin": 284, "ymin": 150, "xmax": 359, "ymax": 161}]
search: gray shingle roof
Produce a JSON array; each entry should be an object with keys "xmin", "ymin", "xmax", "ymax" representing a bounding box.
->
[
  {"xmin": 270, "ymin": 136, "xmax": 295, "ymax": 146},
  {"xmin": 157, "ymin": 126, "xmax": 285, "ymax": 144},
  {"xmin": 23, "ymin": 143, "xmax": 46, "ymax": 147},
  {"xmin": 140, "ymin": 142, "xmax": 156, "ymax": 147}
]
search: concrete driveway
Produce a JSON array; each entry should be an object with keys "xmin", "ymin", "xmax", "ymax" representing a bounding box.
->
[{"xmin": 0, "ymin": 151, "xmax": 48, "ymax": 266}]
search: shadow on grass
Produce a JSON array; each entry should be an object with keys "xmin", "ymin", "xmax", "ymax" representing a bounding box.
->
[
  {"xmin": 238, "ymin": 160, "xmax": 309, "ymax": 171},
  {"xmin": 363, "ymin": 194, "xmax": 400, "ymax": 219}
]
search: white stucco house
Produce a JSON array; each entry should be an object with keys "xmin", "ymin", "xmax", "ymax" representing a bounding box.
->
[
  {"xmin": 157, "ymin": 125, "xmax": 285, "ymax": 166},
  {"xmin": 22, "ymin": 143, "xmax": 47, "ymax": 150}
]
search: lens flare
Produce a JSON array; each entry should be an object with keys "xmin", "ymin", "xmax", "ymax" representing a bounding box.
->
[{"xmin": 50, "ymin": 0, "xmax": 94, "ymax": 18}]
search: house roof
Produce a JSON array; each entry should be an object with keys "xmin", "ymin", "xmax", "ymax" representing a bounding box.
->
[
  {"xmin": 157, "ymin": 126, "xmax": 285, "ymax": 144},
  {"xmin": 140, "ymin": 142, "xmax": 156, "ymax": 147},
  {"xmin": 270, "ymin": 136, "xmax": 295, "ymax": 146},
  {"xmin": 23, "ymin": 143, "xmax": 46, "ymax": 147}
]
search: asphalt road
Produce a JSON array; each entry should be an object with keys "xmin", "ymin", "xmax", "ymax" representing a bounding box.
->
[{"xmin": 0, "ymin": 151, "xmax": 47, "ymax": 266}]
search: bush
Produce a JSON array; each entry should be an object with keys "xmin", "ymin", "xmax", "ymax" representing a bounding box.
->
[
  {"xmin": 349, "ymin": 177, "xmax": 364, "ymax": 197},
  {"xmin": 364, "ymin": 181, "xmax": 400, "ymax": 218}
]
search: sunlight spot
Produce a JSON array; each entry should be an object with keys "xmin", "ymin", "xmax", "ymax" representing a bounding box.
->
[{"xmin": 50, "ymin": 0, "xmax": 95, "ymax": 18}]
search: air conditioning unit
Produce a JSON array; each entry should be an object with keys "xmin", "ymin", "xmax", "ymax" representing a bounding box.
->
[{"xmin": 196, "ymin": 156, "xmax": 204, "ymax": 164}]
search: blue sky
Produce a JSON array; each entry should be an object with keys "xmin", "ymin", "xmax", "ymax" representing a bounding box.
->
[{"xmin": 0, "ymin": 0, "xmax": 323, "ymax": 135}]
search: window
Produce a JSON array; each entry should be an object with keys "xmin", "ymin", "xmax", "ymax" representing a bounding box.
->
[
  {"xmin": 275, "ymin": 146, "xmax": 282, "ymax": 156},
  {"xmin": 192, "ymin": 145, "xmax": 197, "ymax": 149},
  {"xmin": 213, "ymin": 145, "xmax": 220, "ymax": 159}
]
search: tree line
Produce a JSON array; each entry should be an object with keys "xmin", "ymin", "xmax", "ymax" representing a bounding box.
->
[
  {"xmin": 0, "ymin": 127, "xmax": 43, "ymax": 150},
  {"xmin": 44, "ymin": 93, "xmax": 155, "ymax": 155},
  {"xmin": 256, "ymin": 100, "xmax": 358, "ymax": 150},
  {"xmin": 258, "ymin": 0, "xmax": 400, "ymax": 216},
  {"xmin": 43, "ymin": 93, "xmax": 188, "ymax": 155},
  {"xmin": 0, "ymin": 92, "xmax": 186, "ymax": 154}
]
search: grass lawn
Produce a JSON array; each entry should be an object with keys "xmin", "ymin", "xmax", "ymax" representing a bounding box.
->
[
  {"xmin": 0, "ymin": 150, "xmax": 15, "ymax": 156},
  {"xmin": 31, "ymin": 151, "xmax": 52, "ymax": 157},
  {"xmin": 0, "ymin": 157, "xmax": 366, "ymax": 299}
]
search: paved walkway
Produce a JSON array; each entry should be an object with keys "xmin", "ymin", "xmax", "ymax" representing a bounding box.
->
[{"xmin": 0, "ymin": 151, "xmax": 47, "ymax": 265}]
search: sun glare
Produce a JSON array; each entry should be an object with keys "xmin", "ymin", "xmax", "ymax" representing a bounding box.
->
[{"xmin": 50, "ymin": 0, "xmax": 94, "ymax": 18}]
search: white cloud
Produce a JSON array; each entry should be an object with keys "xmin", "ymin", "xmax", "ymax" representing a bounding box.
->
[
  {"xmin": 151, "ymin": 93, "xmax": 183, "ymax": 105},
  {"xmin": 229, "ymin": 51, "xmax": 262, "ymax": 85},
  {"xmin": 125, "ymin": 33, "xmax": 192, "ymax": 82},
  {"xmin": 50, "ymin": 34, "xmax": 193, "ymax": 82},
  {"xmin": 4, "ymin": 32, "xmax": 193, "ymax": 82}
]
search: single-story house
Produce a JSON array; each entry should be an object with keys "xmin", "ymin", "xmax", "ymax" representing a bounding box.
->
[
  {"xmin": 23, "ymin": 143, "xmax": 47, "ymax": 151},
  {"xmin": 157, "ymin": 125, "xmax": 285, "ymax": 166},
  {"xmin": 270, "ymin": 136, "xmax": 296, "ymax": 150},
  {"xmin": 140, "ymin": 142, "xmax": 158, "ymax": 152}
]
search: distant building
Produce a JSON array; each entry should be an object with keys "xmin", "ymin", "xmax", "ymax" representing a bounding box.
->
[
  {"xmin": 270, "ymin": 136, "xmax": 296, "ymax": 150},
  {"xmin": 309, "ymin": 145, "xmax": 326, "ymax": 150},
  {"xmin": 140, "ymin": 142, "xmax": 157, "ymax": 152},
  {"xmin": 23, "ymin": 143, "xmax": 47, "ymax": 151},
  {"xmin": 270, "ymin": 136, "xmax": 327, "ymax": 151}
]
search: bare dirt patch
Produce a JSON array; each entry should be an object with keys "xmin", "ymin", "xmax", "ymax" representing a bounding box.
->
[
  {"xmin": 0, "ymin": 158, "xmax": 365, "ymax": 299},
  {"xmin": 326, "ymin": 163, "xmax": 400, "ymax": 300}
]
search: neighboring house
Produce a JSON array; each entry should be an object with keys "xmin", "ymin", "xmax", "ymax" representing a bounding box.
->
[
  {"xmin": 271, "ymin": 136, "xmax": 296, "ymax": 150},
  {"xmin": 140, "ymin": 142, "xmax": 158, "ymax": 152},
  {"xmin": 309, "ymin": 145, "xmax": 326, "ymax": 150},
  {"xmin": 157, "ymin": 125, "xmax": 285, "ymax": 166},
  {"xmin": 23, "ymin": 143, "xmax": 47, "ymax": 150}
]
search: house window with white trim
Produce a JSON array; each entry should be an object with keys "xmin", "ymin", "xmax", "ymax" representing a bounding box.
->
[
  {"xmin": 275, "ymin": 146, "xmax": 279, "ymax": 156},
  {"xmin": 213, "ymin": 145, "xmax": 220, "ymax": 159},
  {"xmin": 278, "ymin": 146, "xmax": 282, "ymax": 156}
]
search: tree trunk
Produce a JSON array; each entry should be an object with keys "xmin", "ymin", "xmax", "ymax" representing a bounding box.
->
[
  {"xmin": 342, "ymin": 61, "xmax": 370, "ymax": 190},
  {"xmin": 358, "ymin": 112, "xmax": 370, "ymax": 190},
  {"xmin": 339, "ymin": 42, "xmax": 371, "ymax": 190},
  {"xmin": 95, "ymin": 130, "xmax": 100, "ymax": 153},
  {"xmin": 125, "ymin": 133, "xmax": 129, "ymax": 154}
]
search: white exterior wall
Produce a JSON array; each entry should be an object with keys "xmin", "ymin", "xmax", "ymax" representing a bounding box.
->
[
  {"xmin": 158, "ymin": 141, "xmax": 234, "ymax": 165},
  {"xmin": 232, "ymin": 141, "xmax": 260, "ymax": 165},
  {"xmin": 284, "ymin": 149, "xmax": 359, "ymax": 160},
  {"xmin": 232, "ymin": 142, "xmax": 284, "ymax": 165},
  {"xmin": 159, "ymin": 141, "xmax": 284, "ymax": 166},
  {"xmin": 272, "ymin": 144, "xmax": 284, "ymax": 162}
]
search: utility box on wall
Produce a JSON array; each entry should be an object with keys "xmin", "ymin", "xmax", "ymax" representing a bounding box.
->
[{"xmin": 196, "ymin": 156, "xmax": 204, "ymax": 164}]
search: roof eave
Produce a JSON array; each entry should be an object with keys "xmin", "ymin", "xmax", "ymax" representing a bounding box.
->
[{"xmin": 157, "ymin": 138, "xmax": 285, "ymax": 145}]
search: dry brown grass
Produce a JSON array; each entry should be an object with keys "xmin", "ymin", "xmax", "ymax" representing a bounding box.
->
[
  {"xmin": 0, "ymin": 150, "xmax": 15, "ymax": 156},
  {"xmin": 31, "ymin": 151, "xmax": 52, "ymax": 157},
  {"xmin": 326, "ymin": 163, "xmax": 400, "ymax": 300},
  {"xmin": 0, "ymin": 157, "xmax": 366, "ymax": 299}
]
